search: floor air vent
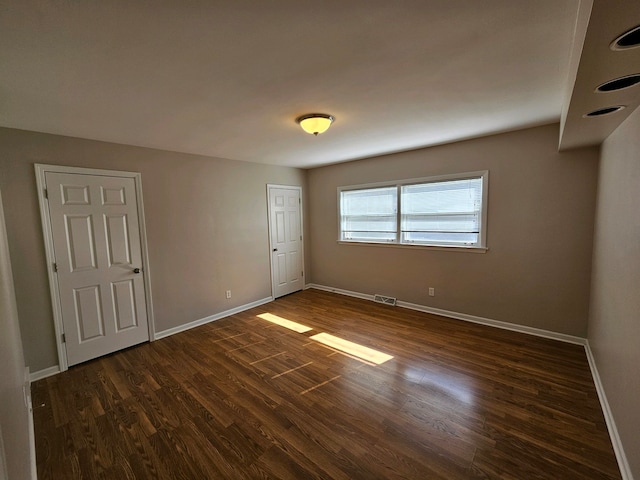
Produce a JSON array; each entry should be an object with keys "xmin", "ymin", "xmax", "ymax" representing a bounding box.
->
[{"xmin": 373, "ymin": 294, "xmax": 397, "ymax": 306}]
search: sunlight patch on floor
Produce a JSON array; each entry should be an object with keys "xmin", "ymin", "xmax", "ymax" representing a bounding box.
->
[
  {"xmin": 257, "ymin": 313, "xmax": 312, "ymax": 333},
  {"xmin": 310, "ymin": 332, "xmax": 394, "ymax": 365}
]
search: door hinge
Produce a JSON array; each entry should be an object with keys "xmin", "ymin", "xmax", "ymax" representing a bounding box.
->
[
  {"xmin": 301, "ymin": 271, "xmax": 304, "ymax": 277},
  {"xmin": 53, "ymin": 262, "xmax": 58, "ymax": 272},
  {"xmin": 44, "ymin": 188, "xmax": 48, "ymax": 199},
  {"xmin": 61, "ymin": 333, "xmax": 66, "ymax": 343}
]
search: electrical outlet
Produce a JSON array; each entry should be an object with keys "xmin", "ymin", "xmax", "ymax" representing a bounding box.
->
[
  {"xmin": 428, "ymin": 287, "xmax": 435, "ymax": 297},
  {"xmin": 226, "ymin": 290, "xmax": 231, "ymax": 299}
]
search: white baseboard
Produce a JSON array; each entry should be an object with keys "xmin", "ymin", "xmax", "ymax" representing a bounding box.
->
[
  {"xmin": 585, "ymin": 341, "xmax": 634, "ymax": 480},
  {"xmin": 398, "ymin": 300, "xmax": 586, "ymax": 345},
  {"xmin": 306, "ymin": 283, "xmax": 586, "ymax": 345},
  {"xmin": 25, "ymin": 368, "xmax": 37, "ymax": 480},
  {"xmin": 29, "ymin": 365, "xmax": 60, "ymax": 383},
  {"xmin": 306, "ymin": 283, "xmax": 375, "ymax": 302},
  {"xmin": 154, "ymin": 296, "xmax": 273, "ymax": 340}
]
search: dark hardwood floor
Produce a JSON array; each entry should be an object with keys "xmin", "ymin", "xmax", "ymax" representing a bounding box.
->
[{"xmin": 32, "ymin": 289, "xmax": 621, "ymax": 479}]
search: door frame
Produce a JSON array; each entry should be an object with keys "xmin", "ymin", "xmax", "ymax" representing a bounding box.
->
[
  {"xmin": 266, "ymin": 184, "xmax": 305, "ymax": 299},
  {"xmin": 35, "ymin": 164, "xmax": 156, "ymax": 372}
]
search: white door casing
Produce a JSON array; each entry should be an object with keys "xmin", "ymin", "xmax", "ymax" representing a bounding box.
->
[
  {"xmin": 36, "ymin": 165, "xmax": 154, "ymax": 370},
  {"xmin": 268, "ymin": 186, "xmax": 304, "ymax": 298}
]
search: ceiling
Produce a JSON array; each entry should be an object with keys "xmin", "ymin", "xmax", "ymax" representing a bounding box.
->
[
  {"xmin": 1, "ymin": 1, "xmax": 638, "ymax": 168},
  {"xmin": 560, "ymin": 0, "xmax": 640, "ymax": 150}
]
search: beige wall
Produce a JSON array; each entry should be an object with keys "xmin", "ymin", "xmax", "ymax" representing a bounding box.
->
[
  {"xmin": 589, "ymin": 107, "xmax": 640, "ymax": 478},
  {"xmin": 0, "ymin": 188, "xmax": 34, "ymax": 480},
  {"xmin": 308, "ymin": 123, "xmax": 599, "ymax": 337},
  {"xmin": 0, "ymin": 127, "xmax": 307, "ymax": 372}
]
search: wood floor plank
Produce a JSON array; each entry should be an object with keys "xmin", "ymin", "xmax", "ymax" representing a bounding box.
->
[{"xmin": 33, "ymin": 289, "xmax": 622, "ymax": 479}]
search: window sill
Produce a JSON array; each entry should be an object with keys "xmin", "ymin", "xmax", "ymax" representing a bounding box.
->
[{"xmin": 337, "ymin": 240, "xmax": 488, "ymax": 253}]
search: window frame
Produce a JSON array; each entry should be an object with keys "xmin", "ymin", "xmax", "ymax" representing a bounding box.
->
[
  {"xmin": 337, "ymin": 171, "xmax": 489, "ymax": 251},
  {"xmin": 338, "ymin": 185, "xmax": 399, "ymax": 244}
]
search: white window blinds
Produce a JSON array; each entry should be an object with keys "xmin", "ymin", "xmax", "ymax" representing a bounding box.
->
[
  {"xmin": 340, "ymin": 186, "xmax": 397, "ymax": 242},
  {"xmin": 401, "ymin": 177, "xmax": 483, "ymax": 246}
]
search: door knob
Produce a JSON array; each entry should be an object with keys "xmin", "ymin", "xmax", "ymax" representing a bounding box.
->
[
  {"xmin": 133, "ymin": 268, "xmax": 141, "ymax": 274},
  {"xmin": 273, "ymin": 248, "xmax": 278, "ymax": 252}
]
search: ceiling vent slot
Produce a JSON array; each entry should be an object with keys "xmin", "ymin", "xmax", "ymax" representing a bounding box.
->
[
  {"xmin": 595, "ymin": 74, "xmax": 640, "ymax": 92},
  {"xmin": 373, "ymin": 294, "xmax": 397, "ymax": 306},
  {"xmin": 583, "ymin": 106, "xmax": 626, "ymax": 117},
  {"xmin": 611, "ymin": 25, "xmax": 640, "ymax": 51}
]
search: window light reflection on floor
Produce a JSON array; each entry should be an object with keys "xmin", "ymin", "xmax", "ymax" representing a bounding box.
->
[
  {"xmin": 257, "ymin": 313, "xmax": 312, "ymax": 333},
  {"xmin": 310, "ymin": 332, "xmax": 394, "ymax": 365}
]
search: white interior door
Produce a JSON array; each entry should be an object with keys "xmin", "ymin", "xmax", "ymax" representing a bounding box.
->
[
  {"xmin": 268, "ymin": 186, "xmax": 303, "ymax": 298},
  {"xmin": 45, "ymin": 172, "xmax": 150, "ymax": 366}
]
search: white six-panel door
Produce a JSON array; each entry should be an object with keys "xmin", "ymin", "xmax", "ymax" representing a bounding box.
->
[
  {"xmin": 45, "ymin": 172, "xmax": 149, "ymax": 366},
  {"xmin": 268, "ymin": 186, "xmax": 303, "ymax": 298}
]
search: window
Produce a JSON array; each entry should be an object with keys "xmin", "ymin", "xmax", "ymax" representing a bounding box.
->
[
  {"xmin": 340, "ymin": 186, "xmax": 397, "ymax": 242},
  {"xmin": 339, "ymin": 171, "xmax": 488, "ymax": 249}
]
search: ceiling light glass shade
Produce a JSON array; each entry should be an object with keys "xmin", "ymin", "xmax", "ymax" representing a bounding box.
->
[{"xmin": 297, "ymin": 114, "xmax": 334, "ymax": 135}]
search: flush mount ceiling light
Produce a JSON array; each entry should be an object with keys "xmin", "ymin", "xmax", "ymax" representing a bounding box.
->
[
  {"xmin": 582, "ymin": 105, "xmax": 626, "ymax": 118},
  {"xmin": 296, "ymin": 113, "xmax": 335, "ymax": 136},
  {"xmin": 595, "ymin": 74, "xmax": 640, "ymax": 92},
  {"xmin": 610, "ymin": 25, "xmax": 640, "ymax": 50}
]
